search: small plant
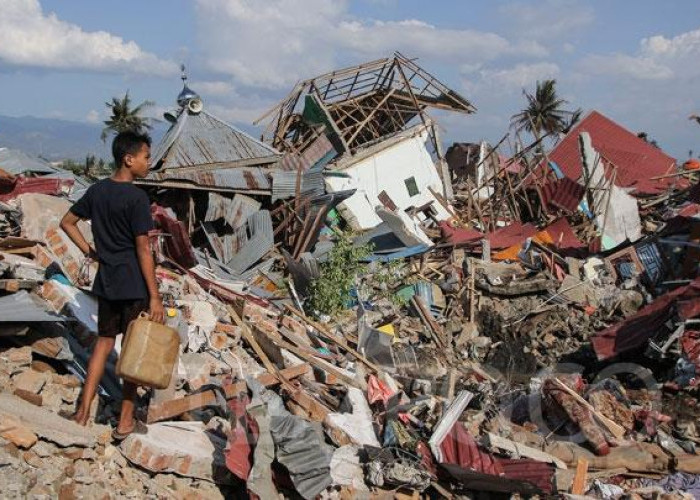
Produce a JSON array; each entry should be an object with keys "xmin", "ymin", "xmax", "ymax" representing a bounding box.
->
[
  {"xmin": 306, "ymin": 233, "xmax": 372, "ymax": 317},
  {"xmin": 364, "ymin": 259, "xmax": 411, "ymax": 308}
]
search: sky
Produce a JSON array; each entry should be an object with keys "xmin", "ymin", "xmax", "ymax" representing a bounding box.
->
[{"xmin": 1, "ymin": 0, "xmax": 699, "ymax": 159}]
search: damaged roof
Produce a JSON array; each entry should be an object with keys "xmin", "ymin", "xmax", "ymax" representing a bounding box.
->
[
  {"xmin": 548, "ymin": 110, "xmax": 678, "ymax": 195},
  {"xmin": 0, "ymin": 148, "xmax": 58, "ymax": 176},
  {"xmin": 256, "ymin": 52, "xmax": 475, "ymax": 154},
  {"xmin": 143, "ymin": 92, "xmax": 282, "ymax": 192},
  {"xmin": 151, "ymin": 108, "xmax": 280, "ymax": 171}
]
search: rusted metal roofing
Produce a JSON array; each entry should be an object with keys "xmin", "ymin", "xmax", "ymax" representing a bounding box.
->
[
  {"xmin": 497, "ymin": 458, "xmax": 554, "ymax": 494},
  {"xmin": 592, "ymin": 276, "xmax": 700, "ymax": 360},
  {"xmin": 147, "ymin": 166, "xmax": 271, "ymax": 192},
  {"xmin": 279, "ymin": 134, "xmax": 336, "ymax": 172},
  {"xmin": 548, "ymin": 110, "xmax": 677, "ymax": 195},
  {"xmin": 271, "ymin": 169, "xmax": 325, "ymax": 202},
  {"xmin": 150, "ymin": 107, "xmax": 280, "ymax": 174}
]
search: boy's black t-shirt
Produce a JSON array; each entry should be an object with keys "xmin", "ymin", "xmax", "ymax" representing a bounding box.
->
[{"xmin": 70, "ymin": 178, "xmax": 154, "ymax": 301}]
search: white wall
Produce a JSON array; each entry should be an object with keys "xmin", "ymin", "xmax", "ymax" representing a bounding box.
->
[{"xmin": 325, "ymin": 128, "xmax": 451, "ymax": 230}]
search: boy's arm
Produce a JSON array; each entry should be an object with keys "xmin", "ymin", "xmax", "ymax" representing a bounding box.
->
[
  {"xmin": 135, "ymin": 234, "xmax": 164, "ymax": 324},
  {"xmin": 60, "ymin": 212, "xmax": 95, "ymax": 257}
]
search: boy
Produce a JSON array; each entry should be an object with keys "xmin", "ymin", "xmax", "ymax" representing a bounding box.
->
[{"xmin": 60, "ymin": 130, "xmax": 164, "ymax": 439}]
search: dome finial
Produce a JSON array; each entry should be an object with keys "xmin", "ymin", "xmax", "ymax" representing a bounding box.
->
[{"xmin": 176, "ymin": 63, "xmax": 201, "ymax": 108}]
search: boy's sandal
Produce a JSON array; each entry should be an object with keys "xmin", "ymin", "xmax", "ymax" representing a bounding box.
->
[{"xmin": 111, "ymin": 420, "xmax": 148, "ymax": 442}]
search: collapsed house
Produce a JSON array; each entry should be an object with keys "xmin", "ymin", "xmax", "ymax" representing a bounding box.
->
[
  {"xmin": 257, "ymin": 53, "xmax": 474, "ymax": 232},
  {"xmin": 2, "ymin": 56, "xmax": 700, "ymax": 499}
]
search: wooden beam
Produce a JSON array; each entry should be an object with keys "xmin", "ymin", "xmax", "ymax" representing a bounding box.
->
[
  {"xmin": 146, "ymin": 363, "xmax": 312, "ymax": 423},
  {"xmin": 228, "ymin": 305, "xmax": 332, "ymax": 422},
  {"xmin": 284, "ymin": 305, "xmax": 381, "ymax": 373},
  {"xmin": 345, "ymin": 89, "xmax": 397, "ymax": 146},
  {"xmin": 553, "ymin": 378, "xmax": 626, "ymax": 439}
]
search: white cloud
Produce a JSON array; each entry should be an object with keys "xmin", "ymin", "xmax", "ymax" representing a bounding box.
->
[
  {"xmin": 579, "ymin": 27, "xmax": 700, "ymax": 81},
  {"xmin": 580, "ymin": 54, "xmax": 673, "ymax": 81},
  {"xmin": 337, "ymin": 19, "xmax": 546, "ymax": 60},
  {"xmin": 193, "ymin": 80, "xmax": 235, "ymax": 96},
  {"xmin": 481, "ymin": 62, "xmax": 560, "ymax": 89},
  {"xmin": 500, "ymin": 0, "xmax": 594, "ymax": 40},
  {"xmin": 195, "ymin": 0, "xmax": 546, "ymax": 89},
  {"xmin": 208, "ymin": 103, "xmax": 271, "ymax": 127},
  {"xmin": 462, "ymin": 62, "xmax": 560, "ymax": 94},
  {"xmin": 0, "ymin": 0, "xmax": 178, "ymax": 75},
  {"xmin": 85, "ymin": 109, "xmax": 100, "ymax": 123}
]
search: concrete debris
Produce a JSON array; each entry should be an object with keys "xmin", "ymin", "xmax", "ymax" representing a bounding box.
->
[
  {"xmin": 119, "ymin": 421, "xmax": 231, "ymax": 483},
  {"xmin": 0, "ymin": 393, "xmax": 105, "ymax": 447},
  {"xmin": 2, "ymin": 55, "xmax": 700, "ymax": 499}
]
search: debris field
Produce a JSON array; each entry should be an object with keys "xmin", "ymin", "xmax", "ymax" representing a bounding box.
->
[{"xmin": 1, "ymin": 53, "xmax": 700, "ymax": 499}]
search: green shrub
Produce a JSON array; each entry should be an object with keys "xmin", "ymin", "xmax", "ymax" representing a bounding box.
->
[{"xmin": 307, "ymin": 234, "xmax": 372, "ymax": 317}]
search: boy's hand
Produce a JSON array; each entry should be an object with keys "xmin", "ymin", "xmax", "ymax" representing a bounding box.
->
[
  {"xmin": 84, "ymin": 246, "xmax": 98, "ymax": 260},
  {"xmin": 149, "ymin": 297, "xmax": 165, "ymax": 324}
]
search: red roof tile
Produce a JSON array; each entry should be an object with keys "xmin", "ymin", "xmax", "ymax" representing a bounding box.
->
[{"xmin": 548, "ymin": 111, "xmax": 677, "ymax": 195}]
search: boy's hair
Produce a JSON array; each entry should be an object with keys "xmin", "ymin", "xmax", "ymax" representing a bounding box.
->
[{"xmin": 112, "ymin": 130, "xmax": 152, "ymax": 167}]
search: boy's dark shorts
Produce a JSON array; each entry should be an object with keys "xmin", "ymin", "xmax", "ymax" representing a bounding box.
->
[{"xmin": 98, "ymin": 297, "xmax": 149, "ymax": 337}]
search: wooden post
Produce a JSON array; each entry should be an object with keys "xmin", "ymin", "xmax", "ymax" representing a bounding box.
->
[{"xmin": 571, "ymin": 458, "xmax": 589, "ymax": 495}]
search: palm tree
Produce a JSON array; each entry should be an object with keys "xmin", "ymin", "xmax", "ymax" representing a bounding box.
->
[
  {"xmin": 100, "ymin": 91, "xmax": 156, "ymax": 142},
  {"xmin": 511, "ymin": 79, "xmax": 581, "ymax": 140}
]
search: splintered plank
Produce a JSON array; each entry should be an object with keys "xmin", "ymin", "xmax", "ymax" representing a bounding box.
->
[
  {"xmin": 571, "ymin": 458, "xmax": 589, "ymax": 495},
  {"xmin": 147, "ymin": 363, "xmax": 311, "ymax": 423}
]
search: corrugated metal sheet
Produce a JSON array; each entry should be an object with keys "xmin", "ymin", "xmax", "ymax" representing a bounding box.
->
[
  {"xmin": 592, "ymin": 276, "xmax": 700, "ymax": 360},
  {"xmin": 0, "ymin": 148, "xmax": 56, "ymax": 175},
  {"xmin": 279, "ymin": 134, "xmax": 337, "ymax": 172},
  {"xmin": 488, "ymin": 222, "xmax": 538, "ymax": 250},
  {"xmin": 271, "ymin": 169, "xmax": 325, "ymax": 202},
  {"xmin": 151, "ymin": 110, "xmax": 280, "ymax": 171},
  {"xmin": 440, "ymin": 463, "xmax": 543, "ymax": 495},
  {"xmin": 540, "ymin": 176, "xmax": 585, "ymax": 213},
  {"xmin": 226, "ymin": 210, "xmax": 274, "ymax": 273},
  {"xmin": 542, "ymin": 218, "xmax": 585, "ymax": 250},
  {"xmin": 0, "ymin": 291, "xmax": 66, "ymax": 322},
  {"xmin": 205, "ymin": 192, "xmax": 260, "ymax": 229},
  {"xmin": 548, "ymin": 110, "xmax": 677, "ymax": 195},
  {"xmin": 151, "ymin": 167, "xmax": 271, "ymax": 191},
  {"xmin": 497, "ymin": 458, "xmax": 555, "ymax": 494},
  {"xmin": 0, "ymin": 176, "xmax": 74, "ymax": 202},
  {"xmin": 439, "ymin": 221, "xmax": 484, "ymax": 246}
]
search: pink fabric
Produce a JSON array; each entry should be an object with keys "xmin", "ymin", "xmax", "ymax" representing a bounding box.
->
[{"xmin": 367, "ymin": 374, "xmax": 395, "ymax": 406}]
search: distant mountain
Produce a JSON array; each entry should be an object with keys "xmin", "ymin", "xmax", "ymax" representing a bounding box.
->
[{"xmin": 0, "ymin": 115, "xmax": 165, "ymax": 162}]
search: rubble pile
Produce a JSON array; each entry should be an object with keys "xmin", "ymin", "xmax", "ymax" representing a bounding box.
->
[{"xmin": 2, "ymin": 54, "xmax": 700, "ymax": 498}]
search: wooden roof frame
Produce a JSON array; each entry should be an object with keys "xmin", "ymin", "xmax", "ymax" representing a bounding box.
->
[{"xmin": 255, "ymin": 52, "xmax": 475, "ymax": 155}]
